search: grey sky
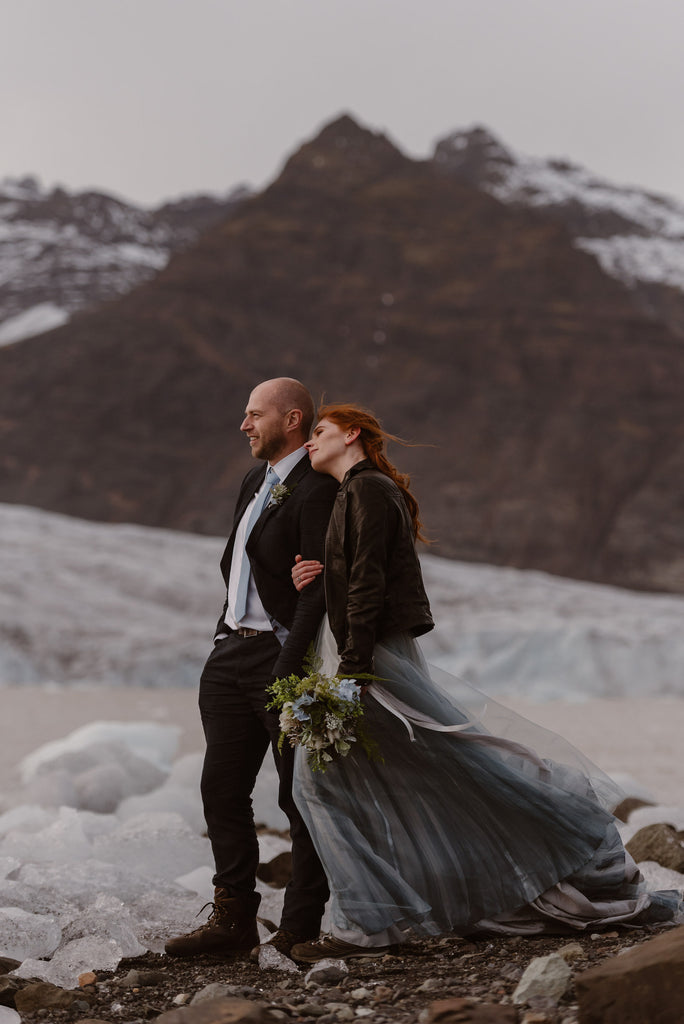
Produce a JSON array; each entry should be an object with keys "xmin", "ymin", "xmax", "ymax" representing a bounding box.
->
[{"xmin": 4, "ymin": 0, "xmax": 683, "ymax": 206}]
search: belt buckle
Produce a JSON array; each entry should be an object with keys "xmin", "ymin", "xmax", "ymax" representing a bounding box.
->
[{"xmin": 238, "ymin": 626, "xmax": 261, "ymax": 638}]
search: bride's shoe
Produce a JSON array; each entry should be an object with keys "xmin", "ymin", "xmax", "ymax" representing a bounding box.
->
[{"xmin": 290, "ymin": 934, "xmax": 391, "ymax": 962}]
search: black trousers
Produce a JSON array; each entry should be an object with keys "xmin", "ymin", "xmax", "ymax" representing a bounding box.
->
[{"xmin": 198, "ymin": 630, "xmax": 329, "ymax": 935}]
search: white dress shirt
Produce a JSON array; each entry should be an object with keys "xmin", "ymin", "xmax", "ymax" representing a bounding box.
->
[{"xmin": 223, "ymin": 447, "xmax": 308, "ymax": 635}]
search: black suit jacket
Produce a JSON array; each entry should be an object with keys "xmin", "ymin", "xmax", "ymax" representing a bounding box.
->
[{"xmin": 217, "ymin": 454, "xmax": 338, "ymax": 680}]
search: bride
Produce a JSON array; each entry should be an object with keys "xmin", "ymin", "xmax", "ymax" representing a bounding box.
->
[{"xmin": 285, "ymin": 403, "xmax": 682, "ymax": 963}]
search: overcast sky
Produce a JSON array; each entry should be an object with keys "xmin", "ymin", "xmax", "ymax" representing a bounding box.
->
[{"xmin": 4, "ymin": 0, "xmax": 683, "ymax": 206}]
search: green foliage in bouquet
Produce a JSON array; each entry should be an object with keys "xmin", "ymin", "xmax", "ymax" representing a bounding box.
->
[{"xmin": 266, "ymin": 651, "xmax": 381, "ymax": 772}]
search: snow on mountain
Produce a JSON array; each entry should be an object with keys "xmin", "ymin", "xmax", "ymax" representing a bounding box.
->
[
  {"xmin": 0, "ymin": 175, "xmax": 247, "ymax": 344},
  {"xmin": 434, "ymin": 126, "xmax": 684, "ymax": 294},
  {"xmin": 7, "ymin": 126, "xmax": 684, "ymax": 351},
  {"xmin": 4, "ymin": 502, "xmax": 684, "ymax": 700},
  {"xmin": 0, "ymin": 302, "xmax": 68, "ymax": 347}
]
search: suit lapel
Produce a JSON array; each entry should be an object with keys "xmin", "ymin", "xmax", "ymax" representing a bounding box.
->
[
  {"xmin": 282, "ymin": 453, "xmax": 312, "ymax": 489},
  {"xmin": 248, "ymin": 455, "xmax": 311, "ymax": 546},
  {"xmin": 219, "ymin": 464, "xmax": 265, "ymax": 579}
]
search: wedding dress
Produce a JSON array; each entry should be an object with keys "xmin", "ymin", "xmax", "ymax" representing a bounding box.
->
[{"xmin": 292, "ymin": 622, "xmax": 682, "ymax": 946}]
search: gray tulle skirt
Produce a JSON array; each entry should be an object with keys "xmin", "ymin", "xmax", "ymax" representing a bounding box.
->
[{"xmin": 292, "ymin": 623, "xmax": 683, "ymax": 945}]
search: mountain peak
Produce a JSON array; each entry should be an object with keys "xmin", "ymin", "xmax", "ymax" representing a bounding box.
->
[
  {"xmin": 433, "ymin": 125, "xmax": 514, "ymax": 186},
  {"xmin": 0, "ymin": 174, "xmax": 44, "ymax": 201},
  {"xmin": 275, "ymin": 112, "xmax": 408, "ymax": 191},
  {"xmin": 0, "ymin": 179, "xmax": 245, "ymax": 343}
]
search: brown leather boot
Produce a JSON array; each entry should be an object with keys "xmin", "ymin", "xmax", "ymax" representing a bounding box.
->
[
  {"xmin": 249, "ymin": 927, "xmax": 318, "ymax": 963},
  {"xmin": 165, "ymin": 889, "xmax": 258, "ymax": 958}
]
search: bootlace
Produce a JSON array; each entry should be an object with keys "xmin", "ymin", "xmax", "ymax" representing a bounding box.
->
[{"xmin": 192, "ymin": 900, "xmax": 241, "ymax": 933}]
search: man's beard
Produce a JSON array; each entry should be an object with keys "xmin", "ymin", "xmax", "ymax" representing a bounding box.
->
[{"xmin": 252, "ymin": 431, "xmax": 287, "ymax": 461}]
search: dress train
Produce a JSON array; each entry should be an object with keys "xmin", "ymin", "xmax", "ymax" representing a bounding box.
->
[{"xmin": 292, "ymin": 622, "xmax": 683, "ymax": 945}]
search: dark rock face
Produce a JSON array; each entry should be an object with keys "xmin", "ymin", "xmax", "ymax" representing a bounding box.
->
[
  {"xmin": 576, "ymin": 925, "xmax": 684, "ymax": 1024},
  {"xmin": 0, "ymin": 176, "xmax": 247, "ymax": 337},
  {"xmin": 2, "ymin": 115, "xmax": 684, "ymax": 591},
  {"xmin": 434, "ymin": 124, "xmax": 684, "ymax": 340}
]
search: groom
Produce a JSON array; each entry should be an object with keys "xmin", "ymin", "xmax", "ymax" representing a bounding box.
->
[{"xmin": 165, "ymin": 377, "xmax": 337, "ymax": 960}]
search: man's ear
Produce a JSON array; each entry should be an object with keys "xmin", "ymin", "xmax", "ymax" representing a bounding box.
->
[{"xmin": 286, "ymin": 408, "xmax": 304, "ymax": 432}]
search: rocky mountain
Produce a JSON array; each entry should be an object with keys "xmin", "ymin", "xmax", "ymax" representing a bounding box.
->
[
  {"xmin": 2, "ymin": 114, "xmax": 684, "ymax": 594},
  {"xmin": 434, "ymin": 126, "xmax": 684, "ymax": 336},
  {"xmin": 0, "ymin": 175, "xmax": 248, "ymax": 345}
]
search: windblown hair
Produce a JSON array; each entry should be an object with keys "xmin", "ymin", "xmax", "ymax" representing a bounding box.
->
[{"xmin": 317, "ymin": 403, "xmax": 429, "ymax": 543}]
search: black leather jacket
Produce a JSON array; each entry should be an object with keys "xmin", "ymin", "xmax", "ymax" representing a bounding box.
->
[{"xmin": 325, "ymin": 460, "xmax": 434, "ymax": 677}]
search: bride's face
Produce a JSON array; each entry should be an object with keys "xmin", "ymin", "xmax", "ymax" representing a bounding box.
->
[{"xmin": 305, "ymin": 418, "xmax": 349, "ymax": 476}]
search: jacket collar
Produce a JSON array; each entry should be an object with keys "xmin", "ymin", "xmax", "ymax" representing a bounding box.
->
[
  {"xmin": 340, "ymin": 458, "xmax": 373, "ymax": 486},
  {"xmin": 281, "ymin": 449, "xmax": 311, "ymax": 486}
]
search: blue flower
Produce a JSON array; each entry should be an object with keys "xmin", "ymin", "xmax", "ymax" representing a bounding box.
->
[
  {"xmin": 292, "ymin": 693, "xmax": 314, "ymax": 721},
  {"xmin": 336, "ymin": 678, "xmax": 361, "ymax": 703}
]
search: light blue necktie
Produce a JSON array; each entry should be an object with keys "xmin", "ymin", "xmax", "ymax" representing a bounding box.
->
[{"xmin": 233, "ymin": 467, "xmax": 278, "ymax": 622}]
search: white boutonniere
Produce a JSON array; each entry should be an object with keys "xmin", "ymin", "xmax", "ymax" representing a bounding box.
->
[{"xmin": 269, "ymin": 482, "xmax": 295, "ymax": 507}]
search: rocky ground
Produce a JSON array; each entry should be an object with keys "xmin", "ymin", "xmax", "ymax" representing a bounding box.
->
[
  {"xmin": 3, "ymin": 817, "xmax": 682, "ymax": 1022},
  {"xmin": 3, "ymin": 923, "xmax": 673, "ymax": 1024}
]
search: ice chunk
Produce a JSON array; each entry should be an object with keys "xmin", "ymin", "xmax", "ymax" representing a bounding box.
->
[
  {"xmin": 61, "ymin": 894, "xmax": 146, "ymax": 956},
  {"xmin": 73, "ymin": 757, "xmax": 161, "ymax": 813},
  {"xmin": 13, "ymin": 935, "xmax": 123, "ymax": 988},
  {"xmin": 167, "ymin": 752, "xmax": 204, "ymax": 788},
  {"xmin": 0, "ymin": 906, "xmax": 61, "ymax": 960},
  {"xmin": 0, "ymin": 1006, "xmax": 21, "ymax": 1023},
  {"xmin": 20, "ymin": 739, "xmax": 167, "ymax": 814},
  {"xmin": 124, "ymin": 888, "xmax": 210, "ymax": 953},
  {"xmin": 17, "ymin": 857, "xmax": 182, "ymax": 908},
  {"xmin": 258, "ymin": 943, "xmax": 299, "ymax": 972},
  {"xmin": 258, "ymin": 833, "xmax": 291, "ymax": 863},
  {"xmin": 0, "ymin": 856, "xmax": 20, "ymax": 879},
  {"xmin": 0, "ymin": 805, "xmax": 55, "ymax": 837},
  {"xmin": 609, "ymin": 773, "xmax": 657, "ymax": 803},
  {"xmin": 20, "ymin": 721, "xmax": 179, "ymax": 782},
  {"xmin": 92, "ymin": 811, "xmax": 211, "ymax": 880},
  {"xmin": 18, "ymin": 770, "xmax": 77, "ymax": 809},
  {"xmin": 638, "ymin": 860, "xmax": 684, "ymax": 893},
  {"xmin": 73, "ymin": 810, "xmax": 119, "ymax": 840},
  {"xmin": 117, "ymin": 783, "xmax": 207, "ymax": 835},
  {"xmin": 628, "ymin": 804, "xmax": 684, "ymax": 831},
  {"xmin": 175, "ymin": 865, "xmax": 214, "ymax": 903},
  {"xmin": 255, "ymin": 879, "xmax": 285, "ymax": 931},
  {"xmin": 0, "ymin": 876, "xmax": 78, "ymax": 921},
  {"xmin": 252, "ymin": 753, "xmax": 288, "ymax": 831},
  {"xmin": 1, "ymin": 806, "xmax": 91, "ymax": 863}
]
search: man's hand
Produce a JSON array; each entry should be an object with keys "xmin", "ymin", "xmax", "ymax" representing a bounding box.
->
[{"xmin": 292, "ymin": 553, "xmax": 324, "ymax": 592}]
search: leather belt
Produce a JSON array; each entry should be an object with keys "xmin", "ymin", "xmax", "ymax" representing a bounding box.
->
[{"xmin": 236, "ymin": 626, "xmax": 267, "ymax": 637}]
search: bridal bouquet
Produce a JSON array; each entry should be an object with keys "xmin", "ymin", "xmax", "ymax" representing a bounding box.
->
[{"xmin": 266, "ymin": 655, "xmax": 379, "ymax": 773}]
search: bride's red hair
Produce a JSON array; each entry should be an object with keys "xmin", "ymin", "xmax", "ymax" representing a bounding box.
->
[{"xmin": 316, "ymin": 403, "xmax": 428, "ymax": 543}]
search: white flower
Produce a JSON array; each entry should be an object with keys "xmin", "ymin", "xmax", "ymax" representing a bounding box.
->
[{"xmin": 269, "ymin": 483, "xmax": 294, "ymax": 506}]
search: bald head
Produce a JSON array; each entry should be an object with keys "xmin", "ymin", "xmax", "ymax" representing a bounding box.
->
[
  {"xmin": 240, "ymin": 377, "xmax": 315, "ymax": 462},
  {"xmin": 259, "ymin": 377, "xmax": 315, "ymax": 437}
]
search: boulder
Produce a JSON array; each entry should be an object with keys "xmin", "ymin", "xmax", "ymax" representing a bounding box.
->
[
  {"xmin": 0, "ymin": 977, "xmax": 23, "ymax": 1007},
  {"xmin": 626, "ymin": 823, "xmax": 684, "ymax": 872},
  {"xmin": 13, "ymin": 981, "xmax": 79, "ymax": 1013},
  {"xmin": 156, "ymin": 996, "xmax": 275, "ymax": 1023},
  {"xmin": 576, "ymin": 924, "xmax": 684, "ymax": 1023},
  {"xmin": 612, "ymin": 797, "xmax": 654, "ymax": 822},
  {"xmin": 425, "ymin": 997, "xmax": 517, "ymax": 1022},
  {"xmin": 303, "ymin": 959, "xmax": 349, "ymax": 986},
  {"xmin": 256, "ymin": 851, "xmax": 292, "ymax": 889}
]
